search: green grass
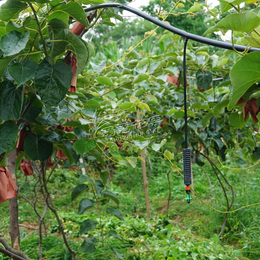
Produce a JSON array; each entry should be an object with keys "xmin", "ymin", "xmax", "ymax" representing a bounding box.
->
[{"xmin": 1, "ymin": 158, "xmax": 260, "ymax": 259}]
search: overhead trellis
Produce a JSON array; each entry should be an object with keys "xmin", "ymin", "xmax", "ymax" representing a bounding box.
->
[{"xmin": 83, "ymin": 3, "xmax": 260, "ymax": 203}]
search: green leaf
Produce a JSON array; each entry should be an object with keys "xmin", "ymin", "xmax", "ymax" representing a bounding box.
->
[
  {"xmin": 111, "ymin": 247, "xmax": 124, "ymax": 259},
  {"xmin": 81, "ymin": 238, "xmax": 98, "ymax": 253},
  {"xmin": 24, "ymin": 133, "xmax": 53, "ymax": 161},
  {"xmin": 55, "ymin": 2, "xmax": 89, "ymax": 27},
  {"xmin": 84, "ymin": 99, "xmax": 100, "ymax": 109},
  {"xmin": 48, "ymin": 11, "xmax": 69, "ymax": 24},
  {"xmin": 133, "ymin": 140, "xmax": 150, "ymax": 150},
  {"xmin": 108, "ymin": 231, "xmax": 123, "ymax": 241},
  {"xmin": 164, "ymin": 150, "xmax": 174, "ymax": 160},
  {"xmin": 0, "ymin": 81, "xmax": 23, "ymax": 120},
  {"xmin": 0, "ymin": 54, "xmax": 20, "ymax": 78},
  {"xmin": 146, "ymin": 95, "xmax": 158, "ymax": 103},
  {"xmin": 213, "ymin": 99, "xmax": 229, "ymax": 113},
  {"xmin": 119, "ymin": 102, "xmax": 133, "ymax": 110},
  {"xmin": 107, "ymin": 142, "xmax": 119, "ymax": 154},
  {"xmin": 73, "ymin": 139, "xmax": 96, "ymax": 155},
  {"xmin": 48, "ymin": 19, "xmax": 68, "ymax": 60},
  {"xmin": 59, "ymin": 141, "xmax": 80, "ymax": 164},
  {"xmin": 190, "ymin": 102, "xmax": 202, "ymax": 109},
  {"xmin": 106, "ymin": 208, "xmax": 124, "ymax": 221},
  {"xmin": 202, "ymin": 112, "xmax": 214, "ymax": 128},
  {"xmin": 126, "ymin": 156, "xmax": 137, "ymax": 168},
  {"xmin": 79, "ymin": 219, "xmax": 96, "ymax": 235},
  {"xmin": 196, "ymin": 70, "xmax": 212, "ymax": 90},
  {"xmin": 0, "ymin": 0, "xmax": 27, "ymax": 21},
  {"xmin": 78, "ymin": 199, "xmax": 95, "ymax": 214},
  {"xmin": 96, "ymin": 76, "xmax": 115, "ymax": 86},
  {"xmin": 152, "ymin": 143, "xmax": 161, "ymax": 152},
  {"xmin": 35, "ymin": 58, "xmax": 73, "ymax": 107},
  {"xmin": 71, "ymin": 184, "xmax": 88, "ymax": 201},
  {"xmin": 0, "ymin": 31, "xmax": 29, "ymax": 56},
  {"xmin": 228, "ymin": 52, "xmax": 260, "ymax": 110},
  {"xmin": 103, "ymin": 191, "xmax": 119, "ymax": 205},
  {"xmin": 100, "ymin": 170, "xmax": 110, "ymax": 186},
  {"xmin": 42, "ymin": 131, "xmax": 62, "ymax": 143},
  {"xmin": 229, "ymin": 112, "xmax": 247, "ymax": 128},
  {"xmin": 137, "ymin": 102, "xmax": 150, "ymax": 111},
  {"xmin": 188, "ymin": 2, "xmax": 201, "ymax": 12},
  {"xmin": 0, "ymin": 120, "xmax": 18, "ymax": 154},
  {"xmin": 89, "ymin": 148, "xmax": 105, "ymax": 166},
  {"xmin": 58, "ymin": 29, "xmax": 89, "ymax": 75},
  {"xmin": 211, "ymin": 234, "xmax": 220, "ymax": 243},
  {"xmin": 133, "ymin": 74, "xmax": 149, "ymax": 84},
  {"xmin": 95, "ymin": 180, "xmax": 104, "ymax": 196},
  {"xmin": 167, "ymin": 109, "xmax": 177, "ymax": 115},
  {"xmin": 216, "ymin": 12, "xmax": 260, "ymax": 32},
  {"xmin": 174, "ymin": 111, "xmax": 184, "ymax": 119},
  {"xmin": 8, "ymin": 60, "xmax": 37, "ymax": 85}
]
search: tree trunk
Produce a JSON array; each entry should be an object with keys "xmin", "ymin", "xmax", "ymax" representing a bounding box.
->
[
  {"xmin": 8, "ymin": 149, "xmax": 20, "ymax": 251},
  {"xmin": 141, "ymin": 150, "xmax": 151, "ymax": 219},
  {"xmin": 136, "ymin": 109, "xmax": 151, "ymax": 219}
]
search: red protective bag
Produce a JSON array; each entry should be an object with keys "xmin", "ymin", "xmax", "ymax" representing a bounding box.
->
[
  {"xmin": 20, "ymin": 160, "xmax": 34, "ymax": 176},
  {"xmin": 0, "ymin": 166, "xmax": 18, "ymax": 204}
]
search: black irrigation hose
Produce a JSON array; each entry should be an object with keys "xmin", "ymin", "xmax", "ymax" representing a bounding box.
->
[
  {"xmin": 84, "ymin": 3, "xmax": 260, "ymax": 53},
  {"xmin": 183, "ymin": 38, "xmax": 189, "ymax": 149}
]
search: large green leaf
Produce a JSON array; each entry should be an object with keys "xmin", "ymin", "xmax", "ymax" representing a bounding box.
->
[
  {"xmin": 216, "ymin": 12, "xmax": 260, "ymax": 32},
  {"xmin": 48, "ymin": 19, "xmax": 68, "ymax": 60},
  {"xmin": 100, "ymin": 170, "xmax": 110, "ymax": 186},
  {"xmin": 78, "ymin": 198, "xmax": 95, "ymax": 214},
  {"xmin": 58, "ymin": 29, "xmax": 88, "ymax": 75},
  {"xmin": 54, "ymin": 2, "xmax": 88, "ymax": 27},
  {"xmin": 0, "ymin": 120, "xmax": 18, "ymax": 154},
  {"xmin": 219, "ymin": 0, "xmax": 256, "ymax": 13},
  {"xmin": 24, "ymin": 133, "xmax": 53, "ymax": 161},
  {"xmin": 102, "ymin": 191, "xmax": 119, "ymax": 205},
  {"xmin": 0, "ymin": 0, "xmax": 27, "ymax": 21},
  {"xmin": 96, "ymin": 76, "xmax": 114, "ymax": 86},
  {"xmin": 228, "ymin": 52, "xmax": 260, "ymax": 110},
  {"xmin": 0, "ymin": 54, "xmax": 20, "ymax": 78},
  {"xmin": 196, "ymin": 70, "xmax": 212, "ymax": 90},
  {"xmin": 73, "ymin": 138, "xmax": 96, "ymax": 155},
  {"xmin": 202, "ymin": 112, "xmax": 214, "ymax": 128},
  {"xmin": 229, "ymin": 112, "xmax": 247, "ymax": 128},
  {"xmin": 80, "ymin": 238, "xmax": 98, "ymax": 253},
  {"xmin": 133, "ymin": 74, "xmax": 149, "ymax": 84},
  {"xmin": 126, "ymin": 156, "xmax": 137, "ymax": 168},
  {"xmin": 79, "ymin": 219, "xmax": 96, "ymax": 235},
  {"xmin": 8, "ymin": 60, "xmax": 37, "ymax": 85},
  {"xmin": 0, "ymin": 31, "xmax": 29, "ymax": 56},
  {"xmin": 106, "ymin": 207, "xmax": 124, "ymax": 221},
  {"xmin": 35, "ymin": 58, "xmax": 73, "ymax": 107},
  {"xmin": 0, "ymin": 81, "xmax": 23, "ymax": 120},
  {"xmin": 71, "ymin": 184, "xmax": 88, "ymax": 201}
]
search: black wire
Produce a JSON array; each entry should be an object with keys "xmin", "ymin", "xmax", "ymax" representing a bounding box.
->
[
  {"xmin": 84, "ymin": 3, "xmax": 260, "ymax": 53},
  {"xmin": 183, "ymin": 38, "xmax": 189, "ymax": 149}
]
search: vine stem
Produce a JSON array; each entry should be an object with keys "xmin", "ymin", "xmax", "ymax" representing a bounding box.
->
[
  {"xmin": 82, "ymin": 156, "xmax": 107, "ymax": 260},
  {"xmin": 40, "ymin": 161, "xmax": 76, "ymax": 259},
  {"xmin": 200, "ymin": 152, "xmax": 234, "ymax": 237},
  {"xmin": 28, "ymin": 2, "xmax": 49, "ymax": 59},
  {"xmin": 0, "ymin": 238, "xmax": 30, "ymax": 260}
]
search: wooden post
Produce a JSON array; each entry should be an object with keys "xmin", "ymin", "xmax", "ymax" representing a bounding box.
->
[
  {"xmin": 137, "ymin": 110, "xmax": 151, "ymax": 219},
  {"xmin": 8, "ymin": 149, "xmax": 20, "ymax": 251}
]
